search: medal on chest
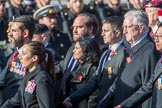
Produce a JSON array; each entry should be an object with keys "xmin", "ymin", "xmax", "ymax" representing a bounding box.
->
[
  {"xmin": 107, "ymin": 67, "xmax": 113, "ymax": 79},
  {"xmin": 25, "ymin": 79, "xmax": 36, "ymax": 94}
]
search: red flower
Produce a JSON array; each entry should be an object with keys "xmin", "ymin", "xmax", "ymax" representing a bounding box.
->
[
  {"xmin": 77, "ymin": 74, "xmax": 82, "ymax": 81},
  {"xmin": 126, "ymin": 57, "xmax": 132, "ymax": 63},
  {"xmin": 158, "ymin": 10, "xmax": 162, "ymax": 16},
  {"xmin": 111, "ymin": 50, "xmax": 117, "ymax": 55}
]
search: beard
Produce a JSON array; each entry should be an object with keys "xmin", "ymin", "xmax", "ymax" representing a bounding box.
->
[
  {"xmin": 73, "ymin": 32, "xmax": 89, "ymax": 41},
  {"xmin": 9, "ymin": 37, "xmax": 24, "ymax": 49}
]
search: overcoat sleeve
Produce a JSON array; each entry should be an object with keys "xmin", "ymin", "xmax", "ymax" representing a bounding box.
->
[{"xmin": 36, "ymin": 76, "xmax": 55, "ymax": 108}]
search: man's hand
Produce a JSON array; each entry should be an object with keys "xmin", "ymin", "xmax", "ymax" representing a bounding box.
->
[
  {"xmin": 62, "ymin": 97, "xmax": 72, "ymax": 108},
  {"xmin": 114, "ymin": 105, "xmax": 122, "ymax": 108}
]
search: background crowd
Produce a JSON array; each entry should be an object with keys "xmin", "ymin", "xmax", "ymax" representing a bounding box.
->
[{"xmin": 0, "ymin": 0, "xmax": 162, "ymax": 108}]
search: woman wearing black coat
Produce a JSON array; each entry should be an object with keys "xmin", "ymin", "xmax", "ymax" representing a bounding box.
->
[
  {"xmin": 1, "ymin": 41, "xmax": 55, "ymax": 108},
  {"xmin": 64, "ymin": 37, "xmax": 101, "ymax": 108}
]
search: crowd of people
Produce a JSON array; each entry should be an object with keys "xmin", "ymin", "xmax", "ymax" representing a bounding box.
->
[{"xmin": 0, "ymin": 0, "xmax": 162, "ymax": 108}]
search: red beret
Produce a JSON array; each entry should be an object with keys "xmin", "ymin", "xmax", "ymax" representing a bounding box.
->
[{"xmin": 145, "ymin": 0, "xmax": 162, "ymax": 8}]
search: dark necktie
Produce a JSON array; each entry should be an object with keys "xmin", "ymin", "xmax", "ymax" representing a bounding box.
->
[
  {"xmin": 64, "ymin": 56, "xmax": 76, "ymax": 76},
  {"xmin": 62, "ymin": 56, "xmax": 77, "ymax": 94},
  {"xmin": 101, "ymin": 50, "xmax": 111, "ymax": 73}
]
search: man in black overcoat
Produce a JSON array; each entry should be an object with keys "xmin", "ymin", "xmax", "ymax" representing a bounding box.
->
[{"xmin": 114, "ymin": 18, "xmax": 162, "ymax": 108}]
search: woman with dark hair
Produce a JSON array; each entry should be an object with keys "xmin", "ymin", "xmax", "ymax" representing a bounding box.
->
[
  {"xmin": 64, "ymin": 37, "xmax": 101, "ymax": 108},
  {"xmin": 1, "ymin": 41, "xmax": 55, "ymax": 108}
]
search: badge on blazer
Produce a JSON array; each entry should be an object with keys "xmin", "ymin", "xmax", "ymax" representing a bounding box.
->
[
  {"xmin": 158, "ymin": 78, "xmax": 162, "ymax": 90},
  {"xmin": 25, "ymin": 79, "xmax": 36, "ymax": 94},
  {"xmin": 10, "ymin": 61, "xmax": 26, "ymax": 76},
  {"xmin": 107, "ymin": 67, "xmax": 113, "ymax": 79}
]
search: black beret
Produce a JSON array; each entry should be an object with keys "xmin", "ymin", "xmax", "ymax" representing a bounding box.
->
[{"xmin": 34, "ymin": 24, "xmax": 49, "ymax": 34}]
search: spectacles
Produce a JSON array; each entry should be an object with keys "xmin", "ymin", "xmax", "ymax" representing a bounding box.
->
[
  {"xmin": 122, "ymin": 25, "xmax": 138, "ymax": 29},
  {"xmin": 154, "ymin": 35, "xmax": 162, "ymax": 39}
]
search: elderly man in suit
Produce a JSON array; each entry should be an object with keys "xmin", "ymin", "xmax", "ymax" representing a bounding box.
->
[{"xmin": 115, "ymin": 19, "xmax": 162, "ymax": 108}]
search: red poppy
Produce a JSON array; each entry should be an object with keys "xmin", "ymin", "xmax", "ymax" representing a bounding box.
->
[
  {"xmin": 111, "ymin": 50, "xmax": 117, "ymax": 55},
  {"xmin": 158, "ymin": 10, "xmax": 162, "ymax": 16},
  {"xmin": 158, "ymin": 10, "xmax": 162, "ymax": 22},
  {"xmin": 77, "ymin": 74, "xmax": 82, "ymax": 81},
  {"xmin": 126, "ymin": 57, "xmax": 132, "ymax": 63}
]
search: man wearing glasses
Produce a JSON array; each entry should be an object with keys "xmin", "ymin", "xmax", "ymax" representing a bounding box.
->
[
  {"xmin": 97, "ymin": 10, "xmax": 160, "ymax": 108},
  {"xmin": 114, "ymin": 22, "xmax": 162, "ymax": 108}
]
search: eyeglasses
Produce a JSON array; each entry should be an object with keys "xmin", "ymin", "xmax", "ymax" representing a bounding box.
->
[
  {"xmin": 122, "ymin": 25, "xmax": 138, "ymax": 29},
  {"xmin": 154, "ymin": 35, "xmax": 162, "ymax": 39}
]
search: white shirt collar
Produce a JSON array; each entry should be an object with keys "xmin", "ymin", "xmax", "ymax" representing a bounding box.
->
[
  {"xmin": 109, "ymin": 40, "xmax": 123, "ymax": 51},
  {"xmin": 131, "ymin": 33, "xmax": 147, "ymax": 48}
]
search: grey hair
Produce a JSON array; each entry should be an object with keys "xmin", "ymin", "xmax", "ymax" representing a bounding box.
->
[{"xmin": 124, "ymin": 10, "xmax": 149, "ymax": 33}]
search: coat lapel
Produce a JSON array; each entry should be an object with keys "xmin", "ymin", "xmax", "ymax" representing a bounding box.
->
[
  {"xmin": 21, "ymin": 65, "xmax": 41, "ymax": 107},
  {"xmin": 131, "ymin": 36, "xmax": 152, "ymax": 55},
  {"xmin": 153, "ymin": 59, "xmax": 162, "ymax": 82},
  {"xmin": 65, "ymin": 44, "xmax": 75, "ymax": 68}
]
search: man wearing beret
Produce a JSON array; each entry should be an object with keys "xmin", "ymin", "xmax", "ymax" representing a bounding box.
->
[
  {"xmin": 32, "ymin": 23, "xmax": 61, "ymax": 64},
  {"xmin": 33, "ymin": 5, "xmax": 71, "ymax": 60},
  {"xmin": 145, "ymin": 0, "xmax": 162, "ymax": 37}
]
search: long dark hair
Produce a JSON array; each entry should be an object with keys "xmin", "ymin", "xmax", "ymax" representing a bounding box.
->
[
  {"xmin": 27, "ymin": 41, "xmax": 56, "ymax": 85},
  {"xmin": 77, "ymin": 37, "xmax": 101, "ymax": 66}
]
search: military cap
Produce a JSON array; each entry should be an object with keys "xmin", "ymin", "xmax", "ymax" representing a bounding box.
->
[
  {"xmin": 34, "ymin": 24, "xmax": 49, "ymax": 34},
  {"xmin": 33, "ymin": 5, "xmax": 59, "ymax": 20},
  {"xmin": 145, "ymin": 0, "xmax": 162, "ymax": 8}
]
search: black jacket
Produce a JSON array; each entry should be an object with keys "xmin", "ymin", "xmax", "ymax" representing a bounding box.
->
[
  {"xmin": 98, "ymin": 36, "xmax": 160, "ymax": 108},
  {"xmin": 1, "ymin": 65, "xmax": 55, "ymax": 108},
  {"xmin": 68, "ymin": 43, "xmax": 127, "ymax": 106}
]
